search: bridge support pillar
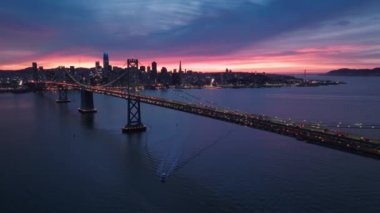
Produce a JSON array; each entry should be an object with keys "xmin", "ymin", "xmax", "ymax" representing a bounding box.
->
[
  {"xmin": 56, "ymin": 86, "xmax": 70, "ymax": 103},
  {"xmin": 122, "ymin": 96, "xmax": 146, "ymax": 134},
  {"xmin": 78, "ymin": 89, "xmax": 97, "ymax": 113}
]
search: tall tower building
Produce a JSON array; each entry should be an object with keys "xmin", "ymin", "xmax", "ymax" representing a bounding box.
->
[
  {"xmin": 161, "ymin": 67, "xmax": 168, "ymax": 74},
  {"xmin": 151, "ymin": 61, "xmax": 158, "ymax": 83},
  {"xmin": 152, "ymin": 61, "xmax": 157, "ymax": 74},
  {"xmin": 179, "ymin": 61, "xmax": 182, "ymax": 73},
  {"xmin": 32, "ymin": 62, "xmax": 37, "ymax": 70},
  {"xmin": 103, "ymin": 52, "xmax": 110, "ymax": 73},
  {"xmin": 32, "ymin": 62, "xmax": 38, "ymax": 81}
]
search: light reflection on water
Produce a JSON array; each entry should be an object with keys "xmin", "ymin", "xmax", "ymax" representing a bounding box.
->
[{"xmin": 0, "ymin": 75, "xmax": 380, "ymax": 212}]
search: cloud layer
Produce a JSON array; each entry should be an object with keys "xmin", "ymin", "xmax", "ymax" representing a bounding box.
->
[{"xmin": 0, "ymin": 0, "xmax": 379, "ymax": 72}]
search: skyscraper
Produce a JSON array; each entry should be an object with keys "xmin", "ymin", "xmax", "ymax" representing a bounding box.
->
[
  {"xmin": 160, "ymin": 67, "xmax": 168, "ymax": 74},
  {"xmin": 151, "ymin": 61, "xmax": 158, "ymax": 83},
  {"xmin": 32, "ymin": 62, "xmax": 37, "ymax": 71},
  {"xmin": 103, "ymin": 52, "xmax": 109, "ymax": 73},
  {"xmin": 32, "ymin": 62, "xmax": 38, "ymax": 81},
  {"xmin": 152, "ymin": 61, "xmax": 157, "ymax": 74},
  {"xmin": 160, "ymin": 67, "xmax": 169, "ymax": 84}
]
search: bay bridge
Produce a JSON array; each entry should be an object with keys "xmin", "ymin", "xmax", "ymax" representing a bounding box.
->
[{"xmin": 28, "ymin": 59, "xmax": 380, "ymax": 159}]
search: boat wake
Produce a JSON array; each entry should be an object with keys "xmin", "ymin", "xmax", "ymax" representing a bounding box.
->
[{"xmin": 157, "ymin": 129, "xmax": 233, "ymax": 182}]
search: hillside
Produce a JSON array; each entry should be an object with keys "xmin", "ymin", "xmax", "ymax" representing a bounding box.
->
[{"xmin": 326, "ymin": 68, "xmax": 380, "ymax": 76}]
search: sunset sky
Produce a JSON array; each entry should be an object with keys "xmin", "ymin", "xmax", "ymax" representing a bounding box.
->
[{"xmin": 1, "ymin": 0, "xmax": 379, "ymax": 73}]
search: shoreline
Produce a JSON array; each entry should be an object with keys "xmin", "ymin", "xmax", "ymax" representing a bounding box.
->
[{"xmin": 0, "ymin": 79, "xmax": 346, "ymax": 93}]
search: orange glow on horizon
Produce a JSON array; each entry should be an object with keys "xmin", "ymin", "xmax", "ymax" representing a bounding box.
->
[{"xmin": 1, "ymin": 46, "xmax": 379, "ymax": 74}]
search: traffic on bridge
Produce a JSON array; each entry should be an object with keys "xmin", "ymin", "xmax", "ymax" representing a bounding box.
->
[{"xmin": 35, "ymin": 80, "xmax": 380, "ymax": 159}]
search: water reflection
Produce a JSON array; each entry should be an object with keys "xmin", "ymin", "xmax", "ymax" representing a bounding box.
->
[
  {"xmin": 80, "ymin": 113, "xmax": 95, "ymax": 129},
  {"xmin": 1, "ymin": 76, "xmax": 380, "ymax": 212}
]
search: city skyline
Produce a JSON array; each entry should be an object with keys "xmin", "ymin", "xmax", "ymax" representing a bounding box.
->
[
  {"xmin": 1, "ymin": 0, "xmax": 380, "ymax": 73},
  {"xmin": 1, "ymin": 1, "xmax": 380, "ymax": 211}
]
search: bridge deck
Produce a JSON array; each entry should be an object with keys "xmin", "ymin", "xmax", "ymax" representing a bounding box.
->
[{"xmin": 40, "ymin": 82, "xmax": 380, "ymax": 158}]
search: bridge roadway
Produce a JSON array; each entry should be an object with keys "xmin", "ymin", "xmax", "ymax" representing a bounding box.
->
[{"xmin": 44, "ymin": 82, "xmax": 380, "ymax": 158}]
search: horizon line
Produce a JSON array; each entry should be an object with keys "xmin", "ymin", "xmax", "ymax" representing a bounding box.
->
[{"xmin": 0, "ymin": 65, "xmax": 332, "ymax": 75}]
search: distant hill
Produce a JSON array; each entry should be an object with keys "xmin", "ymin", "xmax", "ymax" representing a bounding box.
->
[
  {"xmin": 0, "ymin": 68, "xmax": 32, "ymax": 73},
  {"xmin": 0, "ymin": 67, "xmax": 92, "ymax": 73},
  {"xmin": 0, "ymin": 68, "xmax": 33, "ymax": 78},
  {"xmin": 0, "ymin": 67, "xmax": 93, "ymax": 75},
  {"xmin": 325, "ymin": 68, "xmax": 380, "ymax": 76}
]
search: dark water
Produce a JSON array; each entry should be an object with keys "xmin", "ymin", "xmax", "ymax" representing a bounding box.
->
[{"xmin": 1, "ymin": 76, "xmax": 380, "ymax": 212}]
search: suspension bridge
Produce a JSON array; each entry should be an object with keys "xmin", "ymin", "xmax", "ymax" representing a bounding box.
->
[{"xmin": 27, "ymin": 59, "xmax": 380, "ymax": 159}]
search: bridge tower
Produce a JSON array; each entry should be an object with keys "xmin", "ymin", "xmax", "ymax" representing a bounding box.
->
[
  {"xmin": 78, "ymin": 89, "xmax": 97, "ymax": 113},
  {"xmin": 122, "ymin": 59, "xmax": 147, "ymax": 133},
  {"xmin": 56, "ymin": 86, "xmax": 70, "ymax": 103},
  {"xmin": 56, "ymin": 67, "xmax": 71, "ymax": 103}
]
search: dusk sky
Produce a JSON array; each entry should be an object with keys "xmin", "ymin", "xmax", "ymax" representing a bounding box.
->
[{"xmin": 1, "ymin": 0, "xmax": 380, "ymax": 73}]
